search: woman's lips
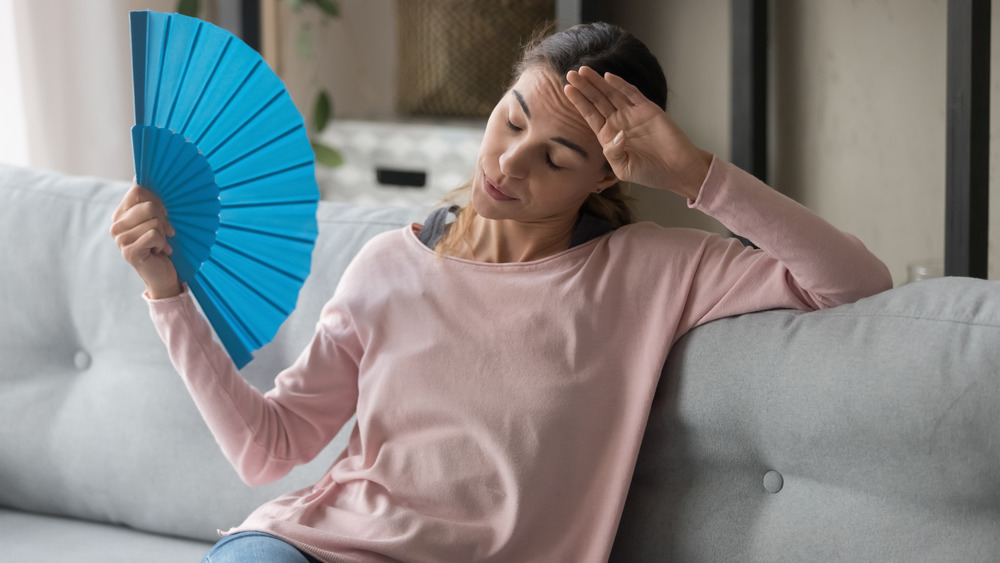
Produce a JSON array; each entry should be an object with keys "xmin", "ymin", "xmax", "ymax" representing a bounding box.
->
[{"xmin": 484, "ymin": 177, "xmax": 517, "ymax": 201}]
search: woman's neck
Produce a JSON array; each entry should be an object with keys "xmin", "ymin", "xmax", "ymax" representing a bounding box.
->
[{"xmin": 458, "ymin": 213, "xmax": 578, "ymax": 263}]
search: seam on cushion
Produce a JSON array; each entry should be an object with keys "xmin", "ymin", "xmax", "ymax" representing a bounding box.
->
[
  {"xmin": 1, "ymin": 182, "xmax": 125, "ymax": 206},
  {"xmin": 755, "ymin": 308, "xmax": 1000, "ymax": 330},
  {"xmin": 818, "ymin": 311, "xmax": 1000, "ymax": 329},
  {"xmin": 317, "ymin": 218, "xmax": 409, "ymax": 228}
]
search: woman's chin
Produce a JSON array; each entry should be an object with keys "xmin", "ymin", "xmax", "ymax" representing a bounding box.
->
[{"xmin": 470, "ymin": 185, "xmax": 511, "ymax": 220}]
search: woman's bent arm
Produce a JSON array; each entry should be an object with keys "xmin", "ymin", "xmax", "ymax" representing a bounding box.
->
[
  {"xmin": 675, "ymin": 157, "xmax": 892, "ymax": 333},
  {"xmin": 148, "ymin": 289, "xmax": 361, "ymax": 486}
]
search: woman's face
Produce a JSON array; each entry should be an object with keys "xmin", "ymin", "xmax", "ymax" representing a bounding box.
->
[{"xmin": 471, "ymin": 66, "xmax": 618, "ymax": 224}]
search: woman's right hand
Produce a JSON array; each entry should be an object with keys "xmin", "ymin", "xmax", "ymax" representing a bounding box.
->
[
  {"xmin": 565, "ymin": 66, "xmax": 712, "ymax": 201},
  {"xmin": 110, "ymin": 183, "xmax": 182, "ymax": 299}
]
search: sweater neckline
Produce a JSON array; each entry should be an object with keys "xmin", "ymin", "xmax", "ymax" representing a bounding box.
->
[{"xmin": 404, "ymin": 223, "xmax": 607, "ymax": 269}]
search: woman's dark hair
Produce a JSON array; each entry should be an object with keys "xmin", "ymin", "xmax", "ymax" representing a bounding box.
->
[{"xmin": 515, "ymin": 22, "xmax": 668, "ymax": 111}]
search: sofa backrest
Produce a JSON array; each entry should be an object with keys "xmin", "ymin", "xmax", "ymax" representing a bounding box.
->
[
  {"xmin": 0, "ymin": 164, "xmax": 424, "ymax": 542},
  {"xmin": 611, "ymin": 276, "xmax": 1000, "ymax": 562}
]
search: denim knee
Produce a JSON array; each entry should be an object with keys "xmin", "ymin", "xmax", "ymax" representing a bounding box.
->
[{"xmin": 202, "ymin": 531, "xmax": 320, "ymax": 563}]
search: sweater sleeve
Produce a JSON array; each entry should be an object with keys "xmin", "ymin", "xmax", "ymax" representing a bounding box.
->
[
  {"xmin": 147, "ymin": 288, "xmax": 361, "ymax": 486},
  {"xmin": 675, "ymin": 157, "xmax": 892, "ymax": 332}
]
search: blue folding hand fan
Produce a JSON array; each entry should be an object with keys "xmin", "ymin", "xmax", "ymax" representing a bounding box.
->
[{"xmin": 129, "ymin": 10, "xmax": 319, "ymax": 368}]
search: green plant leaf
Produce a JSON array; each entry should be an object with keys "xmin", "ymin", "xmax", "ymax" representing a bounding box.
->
[
  {"xmin": 296, "ymin": 27, "xmax": 312, "ymax": 60},
  {"xmin": 312, "ymin": 90, "xmax": 332, "ymax": 133},
  {"xmin": 308, "ymin": 0, "xmax": 340, "ymax": 18},
  {"xmin": 176, "ymin": 0, "xmax": 200, "ymax": 17},
  {"xmin": 312, "ymin": 142, "xmax": 344, "ymax": 168}
]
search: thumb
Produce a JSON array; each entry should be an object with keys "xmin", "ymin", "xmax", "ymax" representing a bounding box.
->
[{"xmin": 603, "ymin": 130, "xmax": 628, "ymax": 167}]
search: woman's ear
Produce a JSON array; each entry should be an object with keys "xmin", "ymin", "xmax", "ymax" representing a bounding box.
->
[{"xmin": 595, "ymin": 167, "xmax": 619, "ymax": 193}]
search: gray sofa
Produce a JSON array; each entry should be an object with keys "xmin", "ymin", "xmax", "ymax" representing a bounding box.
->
[{"xmin": 1, "ymin": 163, "xmax": 997, "ymax": 562}]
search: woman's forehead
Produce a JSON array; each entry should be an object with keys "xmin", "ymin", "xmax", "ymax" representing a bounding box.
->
[{"xmin": 508, "ymin": 67, "xmax": 597, "ymax": 144}]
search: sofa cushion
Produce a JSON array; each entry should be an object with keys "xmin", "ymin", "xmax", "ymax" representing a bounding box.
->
[
  {"xmin": 0, "ymin": 507, "xmax": 212, "ymax": 563},
  {"xmin": 0, "ymin": 164, "xmax": 424, "ymax": 542},
  {"xmin": 611, "ymin": 277, "xmax": 1000, "ymax": 562}
]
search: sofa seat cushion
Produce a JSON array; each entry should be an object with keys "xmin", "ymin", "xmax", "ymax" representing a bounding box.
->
[{"xmin": 0, "ymin": 507, "xmax": 213, "ymax": 563}]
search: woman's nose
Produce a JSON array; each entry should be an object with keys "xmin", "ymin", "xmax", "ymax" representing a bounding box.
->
[{"xmin": 499, "ymin": 143, "xmax": 527, "ymax": 179}]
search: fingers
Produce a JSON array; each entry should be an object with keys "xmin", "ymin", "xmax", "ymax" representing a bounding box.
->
[
  {"xmin": 111, "ymin": 184, "xmax": 172, "ymax": 234},
  {"xmin": 110, "ymin": 199, "xmax": 174, "ymax": 239},
  {"xmin": 112, "ymin": 183, "xmax": 165, "ymax": 222},
  {"xmin": 603, "ymin": 72, "xmax": 646, "ymax": 107},
  {"xmin": 110, "ymin": 184, "xmax": 176, "ymax": 269},
  {"xmin": 566, "ymin": 66, "xmax": 636, "ymax": 118},
  {"xmin": 566, "ymin": 69, "xmax": 614, "ymax": 121},
  {"xmin": 116, "ymin": 217, "xmax": 174, "ymax": 266},
  {"xmin": 564, "ymin": 81, "xmax": 608, "ymax": 136},
  {"xmin": 111, "ymin": 183, "xmax": 141, "ymax": 222}
]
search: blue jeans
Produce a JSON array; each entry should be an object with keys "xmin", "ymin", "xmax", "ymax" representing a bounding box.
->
[{"xmin": 202, "ymin": 531, "xmax": 323, "ymax": 563}]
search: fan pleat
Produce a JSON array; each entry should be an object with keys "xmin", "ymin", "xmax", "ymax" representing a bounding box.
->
[
  {"xmin": 150, "ymin": 18, "xmax": 173, "ymax": 127},
  {"xmin": 212, "ymin": 125, "xmax": 301, "ymax": 176},
  {"xmin": 188, "ymin": 278, "xmax": 254, "ymax": 367},
  {"xmin": 171, "ymin": 240, "xmax": 204, "ymax": 281},
  {"xmin": 217, "ymin": 159, "xmax": 313, "ymax": 201},
  {"xmin": 215, "ymin": 240, "xmax": 308, "ymax": 284},
  {"xmin": 198, "ymin": 258, "xmax": 287, "ymax": 346},
  {"xmin": 162, "ymin": 25, "xmax": 202, "ymax": 127},
  {"xmin": 216, "ymin": 229, "xmax": 313, "ymax": 281},
  {"xmin": 169, "ymin": 206, "xmax": 223, "ymax": 229},
  {"xmin": 149, "ymin": 130, "xmax": 186, "ymax": 177},
  {"xmin": 202, "ymin": 90, "xmax": 285, "ymax": 162},
  {"xmin": 167, "ymin": 187, "xmax": 220, "ymax": 209},
  {"xmin": 222, "ymin": 204, "xmax": 318, "ymax": 240},
  {"xmin": 208, "ymin": 246, "xmax": 300, "ymax": 314},
  {"xmin": 171, "ymin": 231, "xmax": 216, "ymax": 267},
  {"xmin": 185, "ymin": 49, "xmax": 254, "ymax": 145},
  {"xmin": 192, "ymin": 61, "xmax": 265, "ymax": 148},
  {"xmin": 130, "ymin": 15, "xmax": 147, "ymax": 126},
  {"xmin": 219, "ymin": 160, "xmax": 314, "ymax": 193},
  {"xmin": 130, "ymin": 10, "xmax": 319, "ymax": 369},
  {"xmin": 176, "ymin": 39, "xmax": 233, "ymax": 134}
]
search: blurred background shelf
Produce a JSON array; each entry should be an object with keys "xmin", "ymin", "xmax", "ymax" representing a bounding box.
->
[{"xmin": 314, "ymin": 118, "xmax": 484, "ymax": 207}]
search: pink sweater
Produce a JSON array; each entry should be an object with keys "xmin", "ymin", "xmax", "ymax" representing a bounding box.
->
[{"xmin": 148, "ymin": 158, "xmax": 891, "ymax": 562}]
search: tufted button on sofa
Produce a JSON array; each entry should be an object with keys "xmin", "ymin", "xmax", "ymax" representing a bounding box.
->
[{"xmin": 2, "ymin": 163, "xmax": 998, "ymax": 562}]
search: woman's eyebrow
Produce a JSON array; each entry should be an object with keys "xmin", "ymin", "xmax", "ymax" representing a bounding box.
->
[
  {"xmin": 511, "ymin": 89, "xmax": 589, "ymax": 160},
  {"xmin": 513, "ymin": 89, "xmax": 531, "ymax": 118},
  {"xmin": 552, "ymin": 137, "xmax": 589, "ymax": 160}
]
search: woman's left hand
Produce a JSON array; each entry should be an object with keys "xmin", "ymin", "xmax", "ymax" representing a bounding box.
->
[{"xmin": 565, "ymin": 66, "xmax": 713, "ymax": 200}]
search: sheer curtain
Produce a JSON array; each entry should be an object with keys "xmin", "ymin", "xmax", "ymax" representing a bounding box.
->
[
  {"xmin": 6, "ymin": 0, "xmax": 174, "ymax": 180},
  {"xmin": 0, "ymin": 0, "xmax": 29, "ymax": 167}
]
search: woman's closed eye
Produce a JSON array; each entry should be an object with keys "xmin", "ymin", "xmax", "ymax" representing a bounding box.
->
[
  {"xmin": 545, "ymin": 154, "xmax": 563, "ymax": 171},
  {"xmin": 506, "ymin": 119, "xmax": 564, "ymax": 171}
]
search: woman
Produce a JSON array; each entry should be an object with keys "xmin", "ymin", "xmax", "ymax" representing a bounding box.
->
[{"xmin": 111, "ymin": 22, "xmax": 891, "ymax": 563}]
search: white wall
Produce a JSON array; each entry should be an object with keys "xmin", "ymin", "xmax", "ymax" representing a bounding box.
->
[{"xmin": 770, "ymin": 0, "xmax": 950, "ymax": 285}]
